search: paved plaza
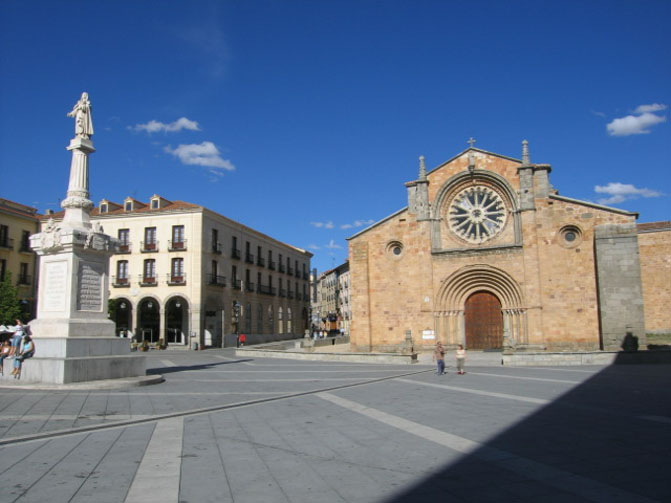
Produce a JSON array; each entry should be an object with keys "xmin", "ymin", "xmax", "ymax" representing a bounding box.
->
[{"xmin": 0, "ymin": 349, "xmax": 668, "ymax": 502}]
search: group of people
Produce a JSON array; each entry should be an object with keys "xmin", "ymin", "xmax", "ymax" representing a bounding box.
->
[
  {"xmin": 433, "ymin": 341, "xmax": 466, "ymax": 375},
  {"xmin": 0, "ymin": 320, "xmax": 35, "ymax": 379}
]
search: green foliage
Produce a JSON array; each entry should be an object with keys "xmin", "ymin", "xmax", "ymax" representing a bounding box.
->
[
  {"xmin": 0, "ymin": 273, "xmax": 23, "ymax": 325},
  {"xmin": 108, "ymin": 298, "xmax": 117, "ymax": 320}
]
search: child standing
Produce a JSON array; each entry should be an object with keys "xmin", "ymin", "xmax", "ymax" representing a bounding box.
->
[
  {"xmin": 433, "ymin": 341, "xmax": 445, "ymax": 375},
  {"xmin": 456, "ymin": 344, "xmax": 466, "ymax": 375}
]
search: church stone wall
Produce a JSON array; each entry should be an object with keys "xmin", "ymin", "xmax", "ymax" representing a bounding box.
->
[
  {"xmin": 638, "ymin": 225, "xmax": 671, "ymax": 334},
  {"xmin": 532, "ymin": 198, "xmax": 635, "ymax": 350},
  {"xmin": 594, "ymin": 223, "xmax": 646, "ymax": 350}
]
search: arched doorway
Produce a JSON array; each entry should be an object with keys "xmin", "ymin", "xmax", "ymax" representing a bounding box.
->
[
  {"xmin": 138, "ymin": 298, "xmax": 160, "ymax": 343},
  {"xmin": 465, "ymin": 291, "xmax": 503, "ymax": 349},
  {"xmin": 111, "ymin": 297, "xmax": 132, "ymax": 336},
  {"xmin": 166, "ymin": 297, "xmax": 188, "ymax": 345}
]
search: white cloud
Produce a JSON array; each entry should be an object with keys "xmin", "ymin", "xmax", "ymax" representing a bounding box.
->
[
  {"xmin": 606, "ymin": 104, "xmax": 666, "ymax": 136},
  {"xmin": 340, "ymin": 219, "xmax": 375, "ymax": 230},
  {"xmin": 634, "ymin": 103, "xmax": 667, "ymax": 114},
  {"xmin": 594, "ymin": 182, "xmax": 662, "ymax": 205},
  {"xmin": 164, "ymin": 141, "xmax": 235, "ymax": 171},
  {"xmin": 325, "ymin": 240, "xmax": 342, "ymax": 249},
  {"xmin": 310, "ymin": 221, "xmax": 334, "ymax": 229},
  {"xmin": 132, "ymin": 117, "xmax": 201, "ymax": 133},
  {"xmin": 308, "ymin": 244, "xmax": 321, "ymax": 250}
]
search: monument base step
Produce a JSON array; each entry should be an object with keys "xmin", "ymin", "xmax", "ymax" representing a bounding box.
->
[{"xmin": 3, "ymin": 354, "xmax": 147, "ymax": 384}]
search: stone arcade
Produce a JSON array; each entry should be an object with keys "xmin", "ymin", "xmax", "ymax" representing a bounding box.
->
[
  {"xmin": 25, "ymin": 93, "xmax": 146, "ymax": 384},
  {"xmin": 348, "ymin": 141, "xmax": 669, "ymax": 354}
]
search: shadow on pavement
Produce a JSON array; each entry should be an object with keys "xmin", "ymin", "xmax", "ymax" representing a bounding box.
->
[
  {"xmin": 146, "ymin": 359, "xmax": 255, "ymax": 375},
  {"xmin": 382, "ymin": 356, "xmax": 671, "ymax": 502}
]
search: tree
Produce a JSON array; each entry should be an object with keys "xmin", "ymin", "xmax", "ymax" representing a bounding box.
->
[{"xmin": 0, "ymin": 273, "xmax": 23, "ymax": 325}]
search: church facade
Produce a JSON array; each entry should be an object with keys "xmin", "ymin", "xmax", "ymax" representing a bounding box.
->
[{"xmin": 348, "ymin": 143, "xmax": 668, "ymax": 354}]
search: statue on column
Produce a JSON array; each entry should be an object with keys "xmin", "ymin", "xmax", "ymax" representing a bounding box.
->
[{"xmin": 67, "ymin": 92, "xmax": 94, "ymax": 139}]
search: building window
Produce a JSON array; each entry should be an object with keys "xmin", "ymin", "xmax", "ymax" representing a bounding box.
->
[
  {"xmin": 171, "ymin": 258, "xmax": 184, "ymax": 283},
  {"xmin": 151, "ymin": 199, "xmax": 159, "ymax": 209},
  {"xmin": 0, "ymin": 225, "xmax": 9, "ymax": 248},
  {"xmin": 0, "ymin": 259, "xmax": 6, "ymax": 281},
  {"xmin": 278, "ymin": 307, "xmax": 284, "ymax": 334},
  {"xmin": 116, "ymin": 260, "xmax": 129, "ymax": 285},
  {"xmin": 100, "ymin": 203, "xmax": 108, "ymax": 213},
  {"xmin": 118, "ymin": 229, "xmax": 130, "ymax": 253},
  {"xmin": 268, "ymin": 305, "xmax": 274, "ymax": 333},
  {"xmin": 143, "ymin": 227, "xmax": 157, "ymax": 251},
  {"xmin": 18, "ymin": 263, "xmax": 29, "ymax": 285},
  {"xmin": 212, "ymin": 229, "xmax": 220, "ymax": 253},
  {"xmin": 125, "ymin": 201, "xmax": 132, "ymax": 211},
  {"xmin": 231, "ymin": 236, "xmax": 240, "ymax": 259},
  {"xmin": 268, "ymin": 250, "xmax": 275, "ymax": 270},
  {"xmin": 171, "ymin": 225, "xmax": 185, "ymax": 250},
  {"xmin": 143, "ymin": 259, "xmax": 156, "ymax": 284},
  {"xmin": 232, "ymin": 265, "xmax": 239, "ymax": 289},
  {"xmin": 287, "ymin": 307, "xmax": 292, "ymax": 333},
  {"xmin": 20, "ymin": 230, "xmax": 31, "ymax": 252}
]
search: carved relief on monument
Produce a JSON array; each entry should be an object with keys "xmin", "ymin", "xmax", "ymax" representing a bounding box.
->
[
  {"xmin": 43, "ymin": 261, "xmax": 68, "ymax": 312},
  {"xmin": 77, "ymin": 262, "xmax": 103, "ymax": 311}
]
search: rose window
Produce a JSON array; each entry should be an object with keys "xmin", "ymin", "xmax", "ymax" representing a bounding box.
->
[{"xmin": 448, "ymin": 186, "xmax": 507, "ymax": 243}]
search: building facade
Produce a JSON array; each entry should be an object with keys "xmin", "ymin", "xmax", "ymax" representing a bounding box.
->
[
  {"xmin": 348, "ymin": 143, "xmax": 668, "ymax": 354},
  {"xmin": 0, "ymin": 198, "xmax": 40, "ymax": 319},
  {"xmin": 313, "ymin": 261, "xmax": 351, "ymax": 335},
  {"xmin": 44, "ymin": 194, "xmax": 312, "ymax": 347}
]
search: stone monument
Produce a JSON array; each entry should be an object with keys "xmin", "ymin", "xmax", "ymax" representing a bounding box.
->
[{"xmin": 26, "ymin": 92, "xmax": 146, "ymax": 384}]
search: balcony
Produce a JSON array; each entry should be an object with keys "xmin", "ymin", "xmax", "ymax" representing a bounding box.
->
[
  {"xmin": 139, "ymin": 275, "xmax": 157, "ymax": 286},
  {"xmin": 167, "ymin": 273, "xmax": 186, "ymax": 286},
  {"xmin": 295, "ymin": 269, "xmax": 301, "ymax": 279},
  {"xmin": 19, "ymin": 242, "xmax": 32, "ymax": 253},
  {"xmin": 231, "ymin": 248, "xmax": 240, "ymax": 259},
  {"xmin": 303, "ymin": 271, "xmax": 309, "ymax": 280},
  {"xmin": 245, "ymin": 253, "xmax": 254, "ymax": 264},
  {"xmin": 0, "ymin": 237, "xmax": 14, "ymax": 250},
  {"xmin": 279, "ymin": 288, "xmax": 287, "ymax": 298},
  {"xmin": 208, "ymin": 274, "xmax": 226, "ymax": 287},
  {"xmin": 231, "ymin": 279, "xmax": 242, "ymax": 290},
  {"xmin": 246, "ymin": 281, "xmax": 255, "ymax": 292},
  {"xmin": 112, "ymin": 276, "xmax": 130, "ymax": 288},
  {"xmin": 17, "ymin": 275, "xmax": 31, "ymax": 286},
  {"xmin": 304, "ymin": 293, "xmax": 311, "ymax": 301},
  {"xmin": 287, "ymin": 266, "xmax": 294, "ymax": 276},
  {"xmin": 268, "ymin": 261, "xmax": 276, "ymax": 270},
  {"xmin": 257, "ymin": 256, "xmax": 265, "ymax": 267},
  {"xmin": 118, "ymin": 242, "xmax": 131, "ymax": 254},
  {"xmin": 257, "ymin": 284, "xmax": 276, "ymax": 296},
  {"xmin": 279, "ymin": 263, "xmax": 285, "ymax": 273},
  {"xmin": 168, "ymin": 239, "xmax": 187, "ymax": 251},
  {"xmin": 140, "ymin": 241, "xmax": 158, "ymax": 253},
  {"xmin": 212, "ymin": 242, "xmax": 222, "ymax": 254},
  {"xmin": 287, "ymin": 291, "xmax": 294, "ymax": 299}
]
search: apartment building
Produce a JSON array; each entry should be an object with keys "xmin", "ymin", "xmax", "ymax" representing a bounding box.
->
[
  {"xmin": 44, "ymin": 194, "xmax": 312, "ymax": 347},
  {"xmin": 0, "ymin": 198, "xmax": 40, "ymax": 318}
]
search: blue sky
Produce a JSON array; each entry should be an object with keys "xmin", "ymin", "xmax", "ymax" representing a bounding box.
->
[{"xmin": 1, "ymin": 0, "xmax": 669, "ymax": 274}]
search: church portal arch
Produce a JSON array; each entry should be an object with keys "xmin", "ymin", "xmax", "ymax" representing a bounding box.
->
[{"xmin": 436, "ymin": 265, "xmax": 527, "ymax": 349}]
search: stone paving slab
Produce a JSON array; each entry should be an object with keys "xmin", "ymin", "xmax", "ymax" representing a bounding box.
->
[{"xmin": 0, "ymin": 349, "xmax": 667, "ymax": 502}]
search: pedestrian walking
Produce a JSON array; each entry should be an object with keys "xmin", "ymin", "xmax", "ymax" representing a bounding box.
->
[
  {"xmin": 456, "ymin": 344, "xmax": 466, "ymax": 374},
  {"xmin": 433, "ymin": 341, "xmax": 445, "ymax": 375}
]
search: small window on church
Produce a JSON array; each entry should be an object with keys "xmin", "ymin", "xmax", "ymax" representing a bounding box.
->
[
  {"xmin": 100, "ymin": 203, "xmax": 107, "ymax": 213},
  {"xmin": 559, "ymin": 225, "xmax": 582, "ymax": 248},
  {"xmin": 386, "ymin": 241, "xmax": 404, "ymax": 258}
]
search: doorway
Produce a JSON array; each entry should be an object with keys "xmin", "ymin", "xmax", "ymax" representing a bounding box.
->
[{"xmin": 465, "ymin": 291, "xmax": 503, "ymax": 349}]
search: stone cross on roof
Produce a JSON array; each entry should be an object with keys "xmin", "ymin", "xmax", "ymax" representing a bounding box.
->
[{"xmin": 468, "ymin": 137, "xmax": 476, "ymax": 149}]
